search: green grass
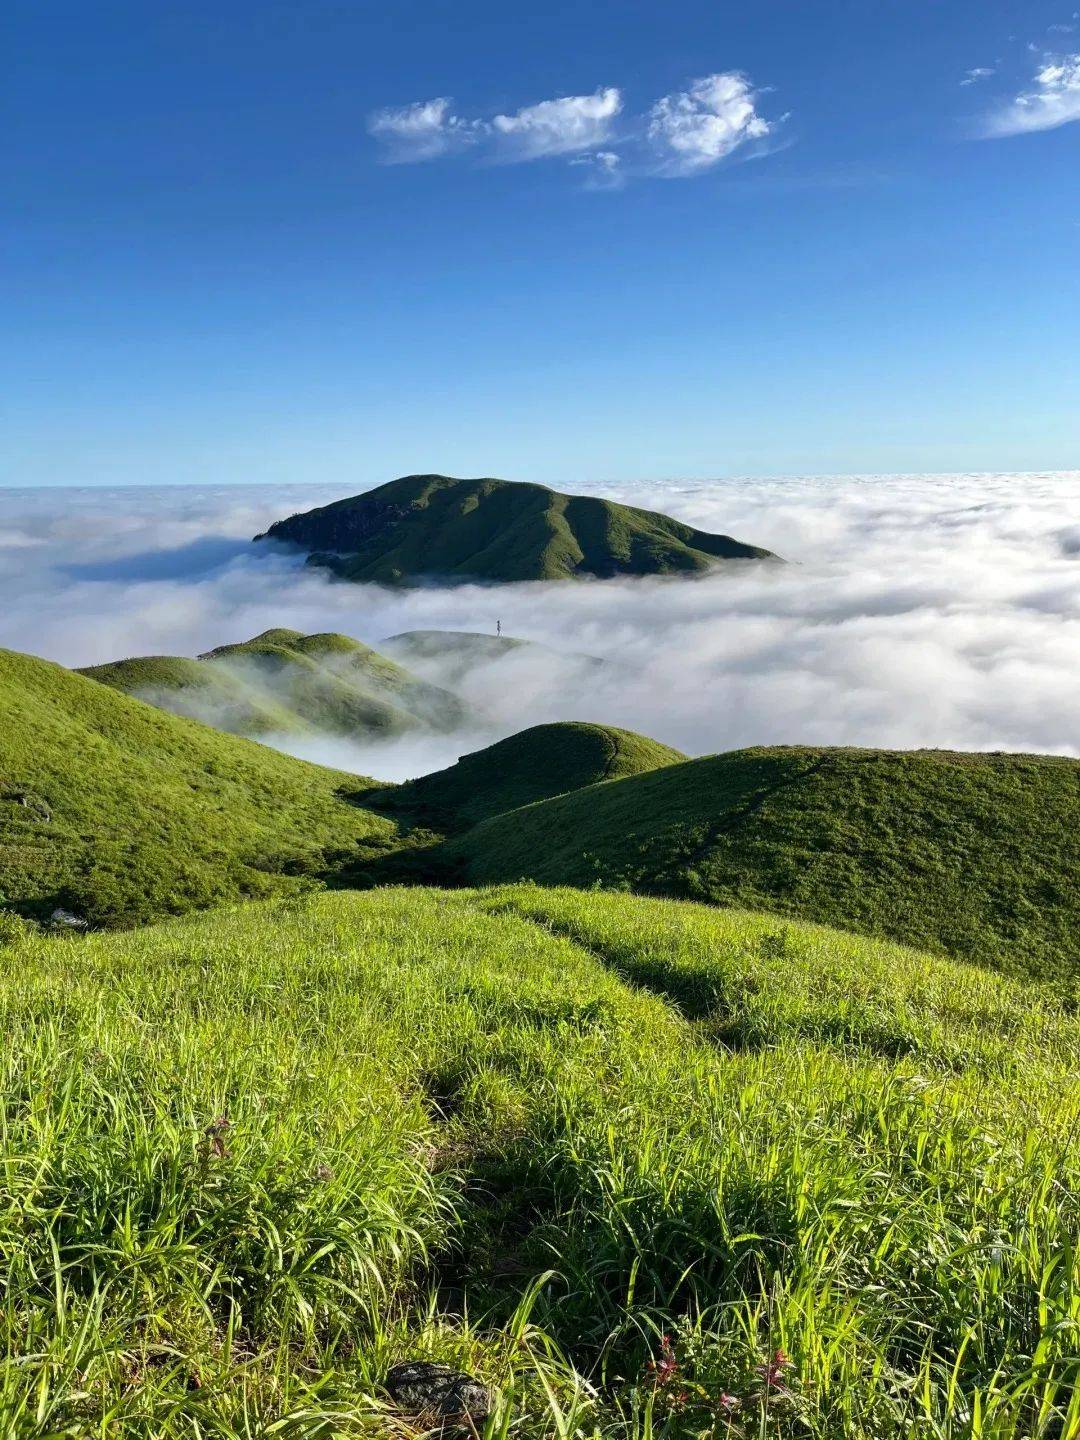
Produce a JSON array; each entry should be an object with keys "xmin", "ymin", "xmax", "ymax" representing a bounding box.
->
[
  {"xmin": 0, "ymin": 647, "xmax": 400, "ymax": 927},
  {"xmin": 6, "ymin": 654, "xmax": 1078, "ymax": 988},
  {"xmin": 385, "ymin": 722, "xmax": 686, "ymax": 829},
  {"xmin": 2, "ymin": 884, "xmax": 1079, "ymax": 1437},
  {"xmin": 444, "ymin": 745, "xmax": 1080, "ymax": 982},
  {"xmin": 81, "ymin": 628, "xmax": 467, "ymax": 739},
  {"xmin": 256, "ymin": 474, "xmax": 778, "ymax": 583}
]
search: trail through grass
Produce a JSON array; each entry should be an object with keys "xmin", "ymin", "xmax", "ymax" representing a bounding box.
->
[{"xmin": 448, "ymin": 747, "xmax": 1080, "ymax": 981}]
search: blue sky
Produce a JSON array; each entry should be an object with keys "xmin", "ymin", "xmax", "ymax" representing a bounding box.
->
[{"xmin": 5, "ymin": 0, "xmax": 1079, "ymax": 487}]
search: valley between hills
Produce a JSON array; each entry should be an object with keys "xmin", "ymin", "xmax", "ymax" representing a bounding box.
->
[{"xmin": 1, "ymin": 475, "xmax": 1078, "ymax": 1438}]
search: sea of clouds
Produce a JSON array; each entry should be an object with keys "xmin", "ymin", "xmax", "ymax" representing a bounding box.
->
[{"xmin": 1, "ymin": 472, "xmax": 1077, "ymax": 779}]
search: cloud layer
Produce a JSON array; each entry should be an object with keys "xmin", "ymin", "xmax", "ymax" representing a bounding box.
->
[
  {"xmin": 3, "ymin": 473, "xmax": 1078, "ymax": 781},
  {"xmin": 367, "ymin": 72, "xmax": 781, "ymax": 182}
]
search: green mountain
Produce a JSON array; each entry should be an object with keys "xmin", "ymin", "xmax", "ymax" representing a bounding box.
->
[
  {"xmin": 255, "ymin": 473, "xmax": 777, "ymax": 583},
  {"xmin": 0, "ymin": 647, "xmax": 398, "ymax": 927},
  {"xmin": 3, "ymin": 883, "xmax": 1078, "ymax": 1434},
  {"xmin": 79, "ymin": 627, "xmax": 467, "ymax": 739},
  {"xmin": 442, "ymin": 744, "xmax": 1080, "ymax": 980},
  {"xmin": 383, "ymin": 721, "xmax": 685, "ymax": 829}
]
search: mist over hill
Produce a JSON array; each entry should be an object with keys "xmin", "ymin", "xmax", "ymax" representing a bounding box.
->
[
  {"xmin": 2, "ymin": 473, "xmax": 1078, "ymax": 780},
  {"xmin": 80, "ymin": 627, "xmax": 467, "ymax": 740}
]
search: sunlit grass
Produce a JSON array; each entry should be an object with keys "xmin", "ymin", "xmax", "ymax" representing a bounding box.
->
[{"xmin": 2, "ymin": 886, "xmax": 1078, "ymax": 1436}]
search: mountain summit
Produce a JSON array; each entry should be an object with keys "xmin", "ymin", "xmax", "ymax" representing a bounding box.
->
[{"xmin": 255, "ymin": 474, "xmax": 777, "ymax": 583}]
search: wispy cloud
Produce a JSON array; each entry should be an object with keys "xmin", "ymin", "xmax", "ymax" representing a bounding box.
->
[
  {"xmin": 367, "ymin": 72, "xmax": 784, "ymax": 183},
  {"xmin": 645, "ymin": 73, "xmax": 779, "ymax": 176},
  {"xmin": 960, "ymin": 66, "xmax": 996, "ymax": 87},
  {"xmin": 367, "ymin": 88, "xmax": 621, "ymax": 165},
  {"xmin": 569, "ymin": 150, "xmax": 623, "ymax": 189},
  {"xmin": 490, "ymin": 88, "xmax": 622, "ymax": 160},
  {"xmin": 980, "ymin": 51, "xmax": 1080, "ymax": 135},
  {"xmin": 367, "ymin": 97, "xmax": 482, "ymax": 162}
]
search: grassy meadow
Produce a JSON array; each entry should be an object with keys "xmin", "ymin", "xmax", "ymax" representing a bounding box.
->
[{"xmin": 3, "ymin": 884, "xmax": 1079, "ymax": 1438}]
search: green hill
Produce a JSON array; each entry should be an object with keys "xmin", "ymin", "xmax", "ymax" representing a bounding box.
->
[
  {"xmin": 385, "ymin": 721, "xmax": 685, "ymax": 828},
  {"xmin": 444, "ymin": 744, "xmax": 1080, "ymax": 980},
  {"xmin": 80, "ymin": 627, "xmax": 467, "ymax": 739},
  {"xmin": 0, "ymin": 646, "xmax": 399, "ymax": 927},
  {"xmin": 381, "ymin": 628, "xmax": 606, "ymax": 687},
  {"xmin": 255, "ymin": 473, "xmax": 777, "ymax": 583},
  {"xmin": 381, "ymin": 629, "xmax": 534, "ymax": 664},
  {"xmin": 2, "ymin": 884, "xmax": 1078, "ymax": 1435},
  {"xmin": 74, "ymin": 653, "xmax": 309, "ymax": 734}
]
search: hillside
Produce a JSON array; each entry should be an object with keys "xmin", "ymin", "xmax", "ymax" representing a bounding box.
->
[
  {"xmin": 384, "ymin": 721, "xmax": 685, "ymax": 828},
  {"xmin": 445, "ymin": 744, "xmax": 1080, "ymax": 980},
  {"xmin": 2, "ymin": 884, "xmax": 1078, "ymax": 1435},
  {"xmin": 80, "ymin": 627, "xmax": 466, "ymax": 739},
  {"xmin": 381, "ymin": 628, "xmax": 606, "ymax": 688},
  {"xmin": 74, "ymin": 652, "xmax": 309, "ymax": 734},
  {"xmin": 382, "ymin": 628, "xmax": 532, "ymax": 663},
  {"xmin": 254, "ymin": 473, "xmax": 777, "ymax": 583},
  {"xmin": 0, "ymin": 647, "xmax": 399, "ymax": 927}
]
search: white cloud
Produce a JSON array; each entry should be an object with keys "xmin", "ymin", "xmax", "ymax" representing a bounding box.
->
[
  {"xmin": 368, "ymin": 73, "xmax": 784, "ymax": 184},
  {"xmin": 981, "ymin": 51, "xmax": 1080, "ymax": 135},
  {"xmin": 645, "ymin": 72, "xmax": 778, "ymax": 176},
  {"xmin": 569, "ymin": 150, "xmax": 623, "ymax": 188},
  {"xmin": 367, "ymin": 89, "xmax": 621, "ymax": 165},
  {"xmin": 960, "ymin": 66, "xmax": 996, "ymax": 87},
  {"xmin": 4, "ymin": 473, "xmax": 1079, "ymax": 778},
  {"xmin": 367, "ymin": 97, "xmax": 481, "ymax": 162},
  {"xmin": 490, "ymin": 87, "xmax": 622, "ymax": 159}
]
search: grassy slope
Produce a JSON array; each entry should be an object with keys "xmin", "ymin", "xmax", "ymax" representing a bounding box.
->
[
  {"xmin": 78, "ymin": 653, "xmax": 309, "ymax": 735},
  {"xmin": 81, "ymin": 628, "xmax": 466, "ymax": 738},
  {"xmin": 258, "ymin": 473, "xmax": 777, "ymax": 583},
  {"xmin": 0, "ymin": 647, "xmax": 397, "ymax": 926},
  {"xmin": 2, "ymin": 884, "xmax": 1078, "ymax": 1437},
  {"xmin": 387, "ymin": 721, "xmax": 686, "ymax": 829},
  {"xmin": 446, "ymin": 745, "xmax": 1080, "ymax": 980}
]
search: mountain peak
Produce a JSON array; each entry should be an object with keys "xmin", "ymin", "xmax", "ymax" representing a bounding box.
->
[{"xmin": 255, "ymin": 474, "xmax": 777, "ymax": 584}]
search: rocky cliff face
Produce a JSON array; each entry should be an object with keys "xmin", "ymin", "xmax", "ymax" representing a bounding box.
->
[{"xmin": 256, "ymin": 496, "xmax": 410, "ymax": 552}]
